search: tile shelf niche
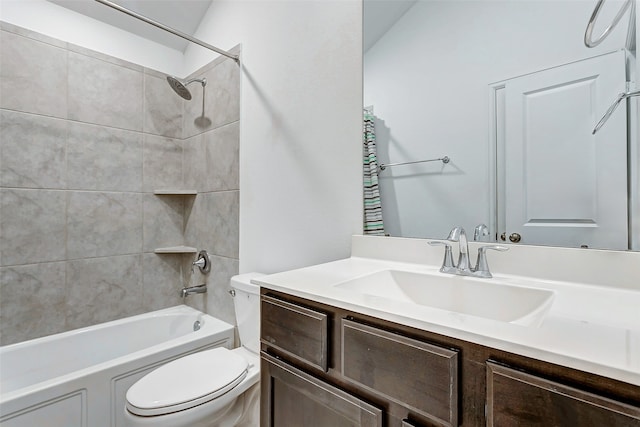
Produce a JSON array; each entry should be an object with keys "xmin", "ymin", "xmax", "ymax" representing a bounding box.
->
[
  {"xmin": 153, "ymin": 191, "xmax": 198, "ymax": 255},
  {"xmin": 154, "ymin": 246, "xmax": 198, "ymax": 254},
  {"xmin": 153, "ymin": 189, "xmax": 198, "ymax": 195}
]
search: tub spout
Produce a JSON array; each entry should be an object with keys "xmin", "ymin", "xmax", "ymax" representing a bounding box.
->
[{"xmin": 180, "ymin": 284, "xmax": 207, "ymax": 298}]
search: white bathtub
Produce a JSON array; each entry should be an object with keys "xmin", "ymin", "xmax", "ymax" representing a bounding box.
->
[{"xmin": 0, "ymin": 305, "xmax": 234, "ymax": 427}]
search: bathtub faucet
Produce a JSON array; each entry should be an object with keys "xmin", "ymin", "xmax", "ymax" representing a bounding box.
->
[{"xmin": 180, "ymin": 284, "xmax": 207, "ymax": 299}]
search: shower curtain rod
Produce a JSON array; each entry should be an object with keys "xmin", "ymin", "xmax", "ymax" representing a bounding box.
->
[{"xmin": 93, "ymin": 0, "xmax": 239, "ymax": 62}]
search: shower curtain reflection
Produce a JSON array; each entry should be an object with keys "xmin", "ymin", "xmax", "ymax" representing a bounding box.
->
[{"xmin": 363, "ymin": 108, "xmax": 385, "ymax": 235}]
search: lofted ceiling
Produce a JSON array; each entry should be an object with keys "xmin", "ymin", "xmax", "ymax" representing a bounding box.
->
[
  {"xmin": 364, "ymin": 0, "xmax": 417, "ymax": 52},
  {"xmin": 49, "ymin": 0, "xmax": 415, "ymax": 54},
  {"xmin": 47, "ymin": 0, "xmax": 213, "ymax": 52}
]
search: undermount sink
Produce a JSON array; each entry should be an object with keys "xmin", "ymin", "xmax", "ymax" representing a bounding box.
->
[{"xmin": 333, "ymin": 270, "xmax": 555, "ymax": 326}]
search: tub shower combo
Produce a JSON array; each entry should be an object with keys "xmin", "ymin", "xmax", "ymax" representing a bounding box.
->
[
  {"xmin": 0, "ymin": 306, "xmax": 234, "ymax": 426},
  {"xmin": 1, "ymin": 0, "xmax": 243, "ymax": 426}
]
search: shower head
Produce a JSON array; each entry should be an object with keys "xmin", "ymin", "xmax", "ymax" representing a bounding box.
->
[{"xmin": 166, "ymin": 76, "xmax": 207, "ymax": 101}]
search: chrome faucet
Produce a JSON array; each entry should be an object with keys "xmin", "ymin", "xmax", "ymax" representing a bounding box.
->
[
  {"xmin": 447, "ymin": 226, "xmax": 472, "ymax": 274},
  {"xmin": 430, "ymin": 226, "xmax": 508, "ymax": 278},
  {"xmin": 180, "ymin": 284, "xmax": 207, "ymax": 299}
]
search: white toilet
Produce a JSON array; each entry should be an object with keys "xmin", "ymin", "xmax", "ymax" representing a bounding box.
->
[{"xmin": 124, "ymin": 273, "xmax": 264, "ymax": 427}]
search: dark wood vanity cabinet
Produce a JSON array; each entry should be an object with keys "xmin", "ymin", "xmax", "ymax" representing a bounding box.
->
[{"xmin": 260, "ymin": 289, "xmax": 640, "ymax": 427}]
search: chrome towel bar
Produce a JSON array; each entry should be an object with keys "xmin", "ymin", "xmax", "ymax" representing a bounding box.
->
[
  {"xmin": 584, "ymin": 0, "xmax": 633, "ymax": 48},
  {"xmin": 379, "ymin": 156, "xmax": 450, "ymax": 171},
  {"xmin": 592, "ymin": 89, "xmax": 640, "ymax": 134}
]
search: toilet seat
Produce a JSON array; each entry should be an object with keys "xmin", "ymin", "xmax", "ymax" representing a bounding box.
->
[{"xmin": 126, "ymin": 347, "xmax": 249, "ymax": 417}]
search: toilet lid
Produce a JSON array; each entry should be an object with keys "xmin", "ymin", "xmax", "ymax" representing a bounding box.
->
[{"xmin": 126, "ymin": 347, "xmax": 249, "ymax": 416}]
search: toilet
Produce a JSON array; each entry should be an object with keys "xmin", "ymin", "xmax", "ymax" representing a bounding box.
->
[{"xmin": 124, "ymin": 273, "xmax": 264, "ymax": 427}]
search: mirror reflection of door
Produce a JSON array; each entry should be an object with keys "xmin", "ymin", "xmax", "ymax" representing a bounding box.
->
[
  {"xmin": 364, "ymin": 0, "xmax": 638, "ymax": 249},
  {"xmin": 492, "ymin": 50, "xmax": 629, "ymax": 249}
]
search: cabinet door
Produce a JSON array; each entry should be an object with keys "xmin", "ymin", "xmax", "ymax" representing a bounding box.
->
[
  {"xmin": 261, "ymin": 353, "xmax": 382, "ymax": 427},
  {"xmin": 342, "ymin": 319, "xmax": 459, "ymax": 427},
  {"xmin": 487, "ymin": 362, "xmax": 640, "ymax": 426}
]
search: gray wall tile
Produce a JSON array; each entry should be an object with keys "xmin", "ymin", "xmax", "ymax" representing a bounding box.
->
[
  {"xmin": 185, "ymin": 191, "xmax": 239, "ymax": 259},
  {"xmin": 144, "ymin": 74, "xmax": 183, "ymax": 138},
  {"xmin": 183, "ymin": 57, "xmax": 240, "ymax": 139},
  {"xmin": 67, "ymin": 122, "xmax": 142, "ymax": 191},
  {"xmin": 142, "ymin": 253, "xmax": 183, "ymax": 312},
  {"xmin": 67, "ymin": 42, "xmax": 143, "ymax": 72},
  {"xmin": 1, "ymin": 189, "xmax": 66, "ymax": 265},
  {"xmin": 65, "ymin": 255, "xmax": 143, "ymax": 330},
  {"xmin": 143, "ymin": 134, "xmax": 182, "ymax": 192},
  {"xmin": 207, "ymin": 191, "xmax": 240, "ymax": 258},
  {"xmin": 67, "ymin": 191, "xmax": 142, "ymax": 259},
  {"xmin": 182, "ymin": 75, "xmax": 209, "ymax": 139},
  {"xmin": 68, "ymin": 51, "xmax": 143, "ymax": 131},
  {"xmin": 0, "ymin": 25, "xmax": 241, "ymax": 344},
  {"xmin": 183, "ymin": 134, "xmax": 206, "ymax": 192},
  {"xmin": 204, "ymin": 122, "xmax": 239, "ymax": 192},
  {"xmin": 183, "ymin": 193, "xmax": 207, "ymax": 252},
  {"xmin": 0, "ymin": 110, "xmax": 67, "ymax": 189},
  {"xmin": 143, "ymin": 194, "xmax": 184, "ymax": 252},
  {"xmin": 0, "ymin": 262, "xmax": 67, "ymax": 345},
  {"xmin": 0, "ymin": 30, "xmax": 68, "ymax": 118},
  {"xmin": 204, "ymin": 58, "xmax": 240, "ymax": 129},
  {"xmin": 203, "ymin": 254, "xmax": 239, "ymax": 325}
]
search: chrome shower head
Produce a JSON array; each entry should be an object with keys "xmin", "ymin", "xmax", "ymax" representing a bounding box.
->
[
  {"xmin": 166, "ymin": 76, "xmax": 206, "ymax": 101},
  {"xmin": 166, "ymin": 76, "xmax": 192, "ymax": 100}
]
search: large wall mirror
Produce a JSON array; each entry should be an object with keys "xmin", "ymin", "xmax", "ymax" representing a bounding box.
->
[{"xmin": 363, "ymin": 0, "xmax": 639, "ymax": 251}]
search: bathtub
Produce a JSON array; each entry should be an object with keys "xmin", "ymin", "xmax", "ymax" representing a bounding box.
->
[{"xmin": 0, "ymin": 305, "xmax": 234, "ymax": 427}]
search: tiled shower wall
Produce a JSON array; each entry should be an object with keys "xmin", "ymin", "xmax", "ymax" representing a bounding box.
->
[{"xmin": 0, "ymin": 23, "xmax": 240, "ymax": 345}]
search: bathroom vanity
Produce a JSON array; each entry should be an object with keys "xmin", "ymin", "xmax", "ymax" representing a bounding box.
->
[{"xmin": 256, "ymin": 236, "xmax": 640, "ymax": 427}]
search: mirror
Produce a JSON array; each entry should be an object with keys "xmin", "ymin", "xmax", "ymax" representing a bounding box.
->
[{"xmin": 364, "ymin": 0, "xmax": 638, "ymax": 250}]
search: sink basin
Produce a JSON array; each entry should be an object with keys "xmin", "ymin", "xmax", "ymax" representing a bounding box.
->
[{"xmin": 334, "ymin": 270, "xmax": 554, "ymax": 326}]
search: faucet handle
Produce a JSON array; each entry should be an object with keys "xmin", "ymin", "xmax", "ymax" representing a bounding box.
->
[
  {"xmin": 473, "ymin": 245, "xmax": 508, "ymax": 278},
  {"xmin": 192, "ymin": 250, "xmax": 211, "ymax": 274},
  {"xmin": 428, "ymin": 241, "xmax": 457, "ymax": 274}
]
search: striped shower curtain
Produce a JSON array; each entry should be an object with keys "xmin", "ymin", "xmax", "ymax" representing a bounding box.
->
[{"xmin": 363, "ymin": 109, "xmax": 385, "ymax": 235}]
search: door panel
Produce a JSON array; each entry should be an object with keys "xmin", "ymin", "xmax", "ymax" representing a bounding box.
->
[{"xmin": 502, "ymin": 50, "xmax": 628, "ymax": 249}]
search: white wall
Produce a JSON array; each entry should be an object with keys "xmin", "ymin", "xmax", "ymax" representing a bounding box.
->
[
  {"xmin": 0, "ymin": 0, "xmax": 184, "ymax": 76},
  {"xmin": 184, "ymin": 0, "xmax": 364, "ymax": 274},
  {"xmin": 364, "ymin": 0, "xmax": 630, "ymax": 239}
]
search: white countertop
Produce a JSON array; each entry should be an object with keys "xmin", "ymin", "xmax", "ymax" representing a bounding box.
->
[{"xmin": 254, "ymin": 254, "xmax": 640, "ymax": 387}]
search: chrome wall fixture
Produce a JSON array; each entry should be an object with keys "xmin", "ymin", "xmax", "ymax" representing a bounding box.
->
[
  {"xmin": 93, "ymin": 0, "xmax": 239, "ymax": 62},
  {"xmin": 584, "ymin": 0, "xmax": 634, "ymax": 48},
  {"xmin": 192, "ymin": 250, "xmax": 211, "ymax": 274},
  {"xmin": 166, "ymin": 76, "xmax": 206, "ymax": 101},
  {"xmin": 379, "ymin": 156, "xmax": 450, "ymax": 171},
  {"xmin": 593, "ymin": 88, "xmax": 640, "ymax": 134}
]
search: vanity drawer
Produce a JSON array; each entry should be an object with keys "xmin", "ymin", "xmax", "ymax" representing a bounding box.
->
[
  {"xmin": 261, "ymin": 353, "xmax": 383, "ymax": 427},
  {"xmin": 341, "ymin": 319, "xmax": 459, "ymax": 427},
  {"xmin": 261, "ymin": 295, "xmax": 329, "ymax": 371},
  {"xmin": 487, "ymin": 362, "xmax": 640, "ymax": 426}
]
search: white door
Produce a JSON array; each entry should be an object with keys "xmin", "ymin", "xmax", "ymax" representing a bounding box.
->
[{"xmin": 500, "ymin": 50, "xmax": 628, "ymax": 250}]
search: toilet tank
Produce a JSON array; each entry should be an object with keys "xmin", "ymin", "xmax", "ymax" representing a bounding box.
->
[{"xmin": 230, "ymin": 273, "xmax": 264, "ymax": 354}]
